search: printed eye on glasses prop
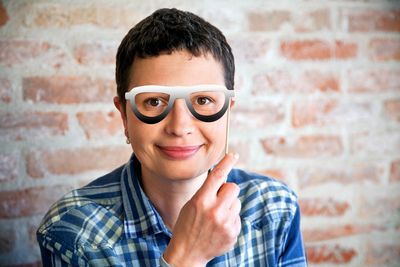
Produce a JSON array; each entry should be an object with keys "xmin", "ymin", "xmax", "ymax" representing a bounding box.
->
[{"xmin": 125, "ymin": 84, "xmax": 235, "ymax": 154}]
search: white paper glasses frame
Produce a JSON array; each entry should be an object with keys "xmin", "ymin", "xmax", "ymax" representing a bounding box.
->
[{"xmin": 125, "ymin": 84, "xmax": 235, "ymax": 124}]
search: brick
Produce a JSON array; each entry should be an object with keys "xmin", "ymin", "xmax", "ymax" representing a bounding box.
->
[
  {"xmin": 360, "ymin": 195, "xmax": 400, "ymax": 219},
  {"xmin": 23, "ymin": 76, "xmax": 115, "ymax": 104},
  {"xmin": 26, "ymin": 146, "xmax": 132, "ymax": 177},
  {"xmin": 0, "ymin": 1, "xmax": 8, "ymax": 26},
  {"xmin": 366, "ymin": 242, "xmax": 400, "ymax": 265},
  {"xmin": 252, "ymin": 70, "xmax": 339, "ymax": 94},
  {"xmin": 384, "ymin": 99, "xmax": 400, "ymax": 122},
  {"xmin": 350, "ymin": 131, "xmax": 400, "ymax": 156},
  {"xmin": 0, "ymin": 185, "xmax": 72, "ymax": 218},
  {"xmin": 0, "ymin": 153, "xmax": 18, "ymax": 183},
  {"xmin": 292, "ymin": 99, "xmax": 373, "ymax": 127},
  {"xmin": 230, "ymin": 102, "xmax": 285, "ymax": 130},
  {"xmin": 335, "ymin": 40, "xmax": 357, "ymax": 59},
  {"xmin": 228, "ymin": 36, "xmax": 269, "ymax": 63},
  {"xmin": 248, "ymin": 10, "xmax": 291, "ymax": 31},
  {"xmin": 281, "ymin": 40, "xmax": 330, "ymax": 60},
  {"xmin": 74, "ymin": 42, "xmax": 118, "ymax": 65},
  {"xmin": 347, "ymin": 69, "xmax": 400, "ymax": 92},
  {"xmin": 297, "ymin": 163, "xmax": 383, "ymax": 188},
  {"xmin": 28, "ymin": 4, "xmax": 141, "ymax": 28},
  {"xmin": 299, "ymin": 198, "xmax": 350, "ymax": 217},
  {"xmin": 76, "ymin": 111, "xmax": 122, "ymax": 139},
  {"xmin": 343, "ymin": 9, "xmax": 400, "ymax": 32},
  {"xmin": 0, "ymin": 225, "xmax": 16, "ymax": 252},
  {"xmin": 369, "ymin": 39, "xmax": 400, "ymax": 61},
  {"xmin": 306, "ymin": 244, "xmax": 357, "ymax": 264},
  {"xmin": 280, "ymin": 40, "xmax": 357, "ymax": 60},
  {"xmin": 293, "ymin": 9, "xmax": 331, "ymax": 32},
  {"xmin": 248, "ymin": 9, "xmax": 330, "ymax": 32},
  {"xmin": 0, "ymin": 112, "xmax": 68, "ymax": 141},
  {"xmin": 390, "ymin": 159, "xmax": 400, "ymax": 182},
  {"xmin": 261, "ymin": 135, "xmax": 343, "ymax": 158},
  {"xmin": 0, "ymin": 77, "xmax": 12, "ymax": 103},
  {"xmin": 303, "ymin": 224, "xmax": 380, "ymax": 242},
  {"xmin": 0, "ymin": 40, "xmax": 66, "ymax": 68}
]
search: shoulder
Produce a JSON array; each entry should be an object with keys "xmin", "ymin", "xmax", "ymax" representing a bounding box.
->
[
  {"xmin": 228, "ymin": 168, "xmax": 298, "ymax": 228},
  {"xmin": 37, "ymin": 165, "xmax": 125, "ymax": 249}
]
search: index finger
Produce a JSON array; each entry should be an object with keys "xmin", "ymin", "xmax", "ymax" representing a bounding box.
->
[{"xmin": 201, "ymin": 153, "xmax": 239, "ymax": 194}]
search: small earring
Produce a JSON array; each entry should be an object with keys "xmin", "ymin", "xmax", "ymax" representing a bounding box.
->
[{"xmin": 126, "ymin": 137, "xmax": 130, "ymax": 144}]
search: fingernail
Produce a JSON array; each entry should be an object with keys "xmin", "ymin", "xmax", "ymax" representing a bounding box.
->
[{"xmin": 233, "ymin": 153, "xmax": 239, "ymax": 159}]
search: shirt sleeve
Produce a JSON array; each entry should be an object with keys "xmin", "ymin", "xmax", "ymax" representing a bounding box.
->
[
  {"xmin": 40, "ymin": 245, "xmax": 72, "ymax": 267},
  {"xmin": 278, "ymin": 202, "xmax": 308, "ymax": 267}
]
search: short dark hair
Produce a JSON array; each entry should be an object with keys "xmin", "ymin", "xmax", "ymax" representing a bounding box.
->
[{"xmin": 115, "ymin": 8, "xmax": 235, "ymax": 112}]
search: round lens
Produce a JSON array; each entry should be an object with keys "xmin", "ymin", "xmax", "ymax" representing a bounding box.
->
[
  {"xmin": 135, "ymin": 92, "xmax": 170, "ymax": 117},
  {"xmin": 190, "ymin": 91, "xmax": 225, "ymax": 116}
]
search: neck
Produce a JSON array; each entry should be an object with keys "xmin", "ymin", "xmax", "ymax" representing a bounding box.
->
[{"xmin": 140, "ymin": 167, "xmax": 207, "ymax": 231}]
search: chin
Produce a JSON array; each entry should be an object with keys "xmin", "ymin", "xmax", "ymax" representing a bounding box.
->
[{"xmin": 160, "ymin": 161, "xmax": 208, "ymax": 180}]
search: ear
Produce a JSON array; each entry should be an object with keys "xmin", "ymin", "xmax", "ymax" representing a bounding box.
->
[{"xmin": 114, "ymin": 96, "xmax": 128, "ymax": 129}]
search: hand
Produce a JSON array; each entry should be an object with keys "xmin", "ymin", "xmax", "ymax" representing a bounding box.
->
[{"xmin": 163, "ymin": 153, "xmax": 241, "ymax": 267}]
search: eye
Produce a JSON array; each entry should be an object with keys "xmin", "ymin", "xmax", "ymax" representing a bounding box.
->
[
  {"xmin": 196, "ymin": 96, "xmax": 212, "ymax": 105},
  {"xmin": 145, "ymin": 98, "xmax": 163, "ymax": 107}
]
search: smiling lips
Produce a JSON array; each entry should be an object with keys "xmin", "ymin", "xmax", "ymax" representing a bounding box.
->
[{"xmin": 158, "ymin": 145, "xmax": 202, "ymax": 160}]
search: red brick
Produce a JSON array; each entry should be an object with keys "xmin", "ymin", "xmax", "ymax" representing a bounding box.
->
[
  {"xmin": 366, "ymin": 242, "xmax": 400, "ymax": 265},
  {"xmin": 248, "ymin": 10, "xmax": 291, "ymax": 31},
  {"xmin": 76, "ymin": 111, "xmax": 122, "ymax": 139},
  {"xmin": 248, "ymin": 9, "xmax": 330, "ymax": 32},
  {"xmin": 303, "ymin": 224, "xmax": 381, "ymax": 242},
  {"xmin": 369, "ymin": 39, "xmax": 400, "ymax": 61},
  {"xmin": 0, "ymin": 112, "xmax": 68, "ymax": 141},
  {"xmin": 384, "ymin": 99, "xmax": 400, "ymax": 122},
  {"xmin": 231, "ymin": 102, "xmax": 285, "ymax": 130},
  {"xmin": 0, "ymin": 40, "xmax": 66, "ymax": 68},
  {"xmin": 261, "ymin": 135, "xmax": 343, "ymax": 158},
  {"xmin": 344, "ymin": 9, "xmax": 400, "ymax": 32},
  {"xmin": 281, "ymin": 40, "xmax": 357, "ymax": 60},
  {"xmin": 74, "ymin": 42, "xmax": 118, "ymax": 65},
  {"xmin": 228, "ymin": 36, "xmax": 269, "ymax": 63},
  {"xmin": 350, "ymin": 131, "xmax": 400, "ymax": 156},
  {"xmin": 335, "ymin": 40, "xmax": 357, "ymax": 59},
  {"xmin": 306, "ymin": 244, "xmax": 357, "ymax": 264},
  {"xmin": 0, "ymin": 185, "xmax": 72, "ymax": 218},
  {"xmin": 360, "ymin": 195, "xmax": 400, "ymax": 218},
  {"xmin": 26, "ymin": 146, "xmax": 132, "ymax": 177},
  {"xmin": 299, "ymin": 198, "xmax": 350, "ymax": 217},
  {"xmin": 294, "ymin": 9, "xmax": 331, "ymax": 32},
  {"xmin": 29, "ymin": 5, "xmax": 141, "ymax": 28},
  {"xmin": 23, "ymin": 76, "xmax": 115, "ymax": 104},
  {"xmin": 0, "ymin": 77, "xmax": 12, "ymax": 103},
  {"xmin": 0, "ymin": 1, "xmax": 8, "ymax": 27},
  {"xmin": 390, "ymin": 159, "xmax": 400, "ymax": 182},
  {"xmin": 252, "ymin": 70, "xmax": 339, "ymax": 94},
  {"xmin": 0, "ymin": 153, "xmax": 18, "ymax": 183},
  {"xmin": 292, "ymin": 99, "xmax": 373, "ymax": 127},
  {"xmin": 281, "ymin": 40, "xmax": 331, "ymax": 60},
  {"xmin": 297, "ymin": 163, "xmax": 383, "ymax": 189},
  {"xmin": 347, "ymin": 69, "xmax": 400, "ymax": 92},
  {"xmin": 0, "ymin": 226, "xmax": 16, "ymax": 252}
]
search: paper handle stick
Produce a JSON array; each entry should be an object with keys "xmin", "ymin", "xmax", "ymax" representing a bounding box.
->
[{"xmin": 224, "ymin": 99, "xmax": 231, "ymax": 155}]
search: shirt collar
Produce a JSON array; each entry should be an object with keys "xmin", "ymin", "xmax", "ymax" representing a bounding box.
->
[{"xmin": 121, "ymin": 154, "xmax": 172, "ymax": 238}]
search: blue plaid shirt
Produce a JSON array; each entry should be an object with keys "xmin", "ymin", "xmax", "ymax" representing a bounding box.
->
[{"xmin": 37, "ymin": 154, "xmax": 307, "ymax": 266}]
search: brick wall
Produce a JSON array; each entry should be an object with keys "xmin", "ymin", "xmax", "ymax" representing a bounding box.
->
[{"xmin": 0, "ymin": 0, "xmax": 399, "ymax": 266}]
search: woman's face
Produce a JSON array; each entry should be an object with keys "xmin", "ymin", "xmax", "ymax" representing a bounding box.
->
[{"xmin": 116, "ymin": 50, "xmax": 232, "ymax": 182}]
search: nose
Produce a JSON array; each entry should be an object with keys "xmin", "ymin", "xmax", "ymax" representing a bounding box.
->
[{"xmin": 164, "ymin": 99, "xmax": 195, "ymax": 137}]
